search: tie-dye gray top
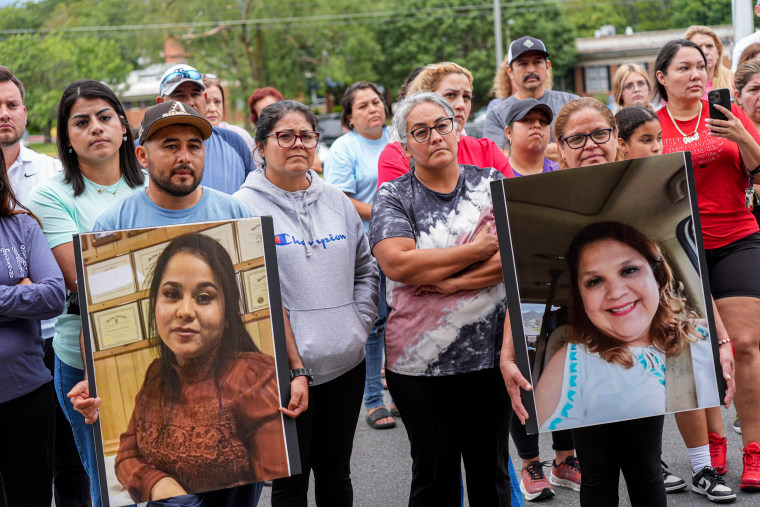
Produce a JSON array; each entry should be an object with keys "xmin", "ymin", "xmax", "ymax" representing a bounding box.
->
[{"xmin": 369, "ymin": 164, "xmax": 506, "ymax": 376}]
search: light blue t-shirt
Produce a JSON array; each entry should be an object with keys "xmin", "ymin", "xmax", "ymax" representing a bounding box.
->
[
  {"xmin": 93, "ymin": 186, "xmax": 252, "ymax": 231},
  {"xmin": 325, "ymin": 127, "xmax": 391, "ymax": 234},
  {"xmin": 27, "ymin": 172, "xmax": 148, "ymax": 370}
]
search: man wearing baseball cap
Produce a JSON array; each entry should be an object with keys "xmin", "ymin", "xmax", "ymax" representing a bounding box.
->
[
  {"xmin": 73, "ymin": 100, "xmax": 309, "ymax": 506},
  {"xmin": 149, "ymin": 64, "xmax": 254, "ymax": 195},
  {"xmin": 484, "ymin": 36, "xmax": 578, "ymax": 152}
]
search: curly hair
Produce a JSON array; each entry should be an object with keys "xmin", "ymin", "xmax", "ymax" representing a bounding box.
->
[
  {"xmin": 406, "ymin": 61, "xmax": 474, "ymax": 96},
  {"xmin": 565, "ymin": 221, "xmax": 699, "ymax": 367}
]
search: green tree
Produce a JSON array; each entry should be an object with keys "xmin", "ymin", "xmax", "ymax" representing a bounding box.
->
[
  {"xmin": 372, "ymin": 0, "xmax": 577, "ymax": 107},
  {"xmin": 670, "ymin": 0, "xmax": 732, "ymax": 27}
]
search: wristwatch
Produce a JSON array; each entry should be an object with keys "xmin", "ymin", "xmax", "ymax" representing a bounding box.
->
[{"xmin": 289, "ymin": 368, "xmax": 314, "ymax": 385}]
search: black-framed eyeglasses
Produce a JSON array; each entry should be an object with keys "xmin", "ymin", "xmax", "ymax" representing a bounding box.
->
[
  {"xmin": 161, "ymin": 68, "xmax": 203, "ymax": 87},
  {"xmin": 267, "ymin": 131, "xmax": 320, "ymax": 149},
  {"xmin": 560, "ymin": 128, "xmax": 613, "ymax": 149},
  {"xmin": 406, "ymin": 118, "xmax": 455, "ymax": 143}
]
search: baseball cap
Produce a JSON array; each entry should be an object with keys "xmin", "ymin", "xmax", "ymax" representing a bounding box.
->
[
  {"xmin": 503, "ymin": 98, "xmax": 553, "ymax": 126},
  {"xmin": 159, "ymin": 64, "xmax": 205, "ymax": 97},
  {"xmin": 507, "ymin": 36, "xmax": 550, "ymax": 65},
  {"xmin": 138, "ymin": 101, "xmax": 212, "ymax": 144}
]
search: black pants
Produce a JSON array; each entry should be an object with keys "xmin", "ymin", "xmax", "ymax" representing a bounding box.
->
[
  {"xmin": 510, "ymin": 415, "xmax": 574, "ymax": 460},
  {"xmin": 0, "ymin": 382, "xmax": 55, "ymax": 507},
  {"xmin": 571, "ymin": 416, "xmax": 666, "ymax": 507},
  {"xmin": 43, "ymin": 338, "xmax": 91, "ymax": 507},
  {"xmin": 271, "ymin": 360, "xmax": 365, "ymax": 507},
  {"xmin": 387, "ymin": 367, "xmax": 510, "ymax": 507}
]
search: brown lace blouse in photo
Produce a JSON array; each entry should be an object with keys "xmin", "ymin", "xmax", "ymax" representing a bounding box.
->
[{"xmin": 114, "ymin": 351, "xmax": 288, "ymax": 502}]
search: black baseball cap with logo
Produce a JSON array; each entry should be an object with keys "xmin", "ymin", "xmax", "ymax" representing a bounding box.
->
[
  {"xmin": 507, "ymin": 36, "xmax": 550, "ymax": 65},
  {"xmin": 138, "ymin": 100, "xmax": 213, "ymax": 145},
  {"xmin": 503, "ymin": 98, "xmax": 553, "ymax": 126}
]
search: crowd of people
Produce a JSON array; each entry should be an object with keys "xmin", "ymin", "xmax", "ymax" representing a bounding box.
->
[{"xmin": 4, "ymin": 9, "xmax": 760, "ymax": 507}]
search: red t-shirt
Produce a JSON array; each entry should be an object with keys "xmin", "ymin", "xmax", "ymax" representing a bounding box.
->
[
  {"xmin": 377, "ymin": 135, "xmax": 514, "ymax": 188},
  {"xmin": 658, "ymin": 100, "xmax": 760, "ymax": 249}
]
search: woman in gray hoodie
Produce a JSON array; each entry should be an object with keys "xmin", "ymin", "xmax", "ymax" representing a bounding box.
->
[{"xmin": 233, "ymin": 100, "xmax": 379, "ymax": 507}]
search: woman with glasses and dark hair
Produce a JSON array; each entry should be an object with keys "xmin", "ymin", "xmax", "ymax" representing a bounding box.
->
[
  {"xmin": 655, "ymin": 38, "xmax": 760, "ymax": 495},
  {"xmin": 0, "ymin": 146, "xmax": 66, "ymax": 507},
  {"xmin": 27, "ymin": 79, "xmax": 147, "ymax": 507},
  {"xmin": 324, "ymin": 81, "xmax": 397, "ymax": 430},
  {"xmin": 370, "ymin": 91, "xmax": 512, "ymax": 505},
  {"xmin": 235, "ymin": 100, "xmax": 379, "ymax": 506}
]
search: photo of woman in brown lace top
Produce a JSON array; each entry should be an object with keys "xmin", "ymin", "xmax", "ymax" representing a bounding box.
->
[{"xmin": 114, "ymin": 233, "xmax": 288, "ymax": 502}]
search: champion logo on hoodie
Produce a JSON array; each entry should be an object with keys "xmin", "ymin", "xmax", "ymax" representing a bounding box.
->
[{"xmin": 274, "ymin": 232, "xmax": 347, "ymax": 249}]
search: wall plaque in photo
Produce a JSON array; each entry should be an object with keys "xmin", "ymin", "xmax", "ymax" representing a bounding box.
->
[
  {"xmin": 73, "ymin": 218, "xmax": 298, "ymax": 506},
  {"xmin": 235, "ymin": 218, "xmax": 264, "ymax": 262},
  {"xmin": 92, "ymin": 302, "xmax": 143, "ymax": 351},
  {"xmin": 85, "ymin": 254, "xmax": 136, "ymax": 305},
  {"xmin": 243, "ymin": 267, "xmax": 269, "ymax": 312},
  {"xmin": 202, "ymin": 222, "xmax": 239, "ymax": 264},
  {"xmin": 133, "ymin": 241, "xmax": 168, "ymax": 291},
  {"xmin": 491, "ymin": 152, "xmax": 724, "ymax": 434}
]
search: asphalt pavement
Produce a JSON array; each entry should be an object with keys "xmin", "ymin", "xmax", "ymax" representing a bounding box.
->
[{"xmin": 259, "ymin": 392, "xmax": 760, "ymax": 506}]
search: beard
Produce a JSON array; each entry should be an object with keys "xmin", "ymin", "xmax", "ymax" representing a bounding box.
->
[
  {"xmin": 0, "ymin": 127, "xmax": 24, "ymax": 148},
  {"xmin": 148, "ymin": 162, "xmax": 202, "ymax": 197}
]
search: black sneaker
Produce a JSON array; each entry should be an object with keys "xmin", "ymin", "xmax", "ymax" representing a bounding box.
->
[
  {"xmin": 662, "ymin": 460, "xmax": 687, "ymax": 493},
  {"xmin": 692, "ymin": 466, "xmax": 737, "ymax": 503},
  {"xmin": 734, "ymin": 418, "xmax": 742, "ymax": 435}
]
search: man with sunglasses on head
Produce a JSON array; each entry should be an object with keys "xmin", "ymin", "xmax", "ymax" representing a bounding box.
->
[
  {"xmin": 484, "ymin": 36, "xmax": 578, "ymax": 154},
  {"xmin": 146, "ymin": 64, "xmax": 254, "ymax": 195}
]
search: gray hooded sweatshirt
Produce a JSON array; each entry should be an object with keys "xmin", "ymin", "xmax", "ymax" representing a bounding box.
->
[{"xmin": 234, "ymin": 168, "xmax": 379, "ymax": 385}]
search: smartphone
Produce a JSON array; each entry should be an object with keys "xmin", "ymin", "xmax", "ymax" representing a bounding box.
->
[{"xmin": 708, "ymin": 88, "xmax": 732, "ymax": 122}]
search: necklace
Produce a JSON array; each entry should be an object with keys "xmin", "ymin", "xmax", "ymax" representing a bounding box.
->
[
  {"xmin": 665, "ymin": 101, "xmax": 702, "ymax": 144},
  {"xmin": 85, "ymin": 176, "xmax": 123, "ymax": 196}
]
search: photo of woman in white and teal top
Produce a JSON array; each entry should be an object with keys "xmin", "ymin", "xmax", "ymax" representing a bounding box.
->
[{"xmin": 535, "ymin": 221, "xmax": 720, "ymax": 432}]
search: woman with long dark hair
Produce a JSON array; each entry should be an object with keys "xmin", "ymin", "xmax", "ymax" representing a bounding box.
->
[
  {"xmin": 114, "ymin": 233, "xmax": 286, "ymax": 502},
  {"xmin": 655, "ymin": 38, "xmax": 758, "ymax": 496},
  {"xmin": 28, "ymin": 79, "xmax": 146, "ymax": 507},
  {"xmin": 0, "ymin": 144, "xmax": 66, "ymax": 507}
]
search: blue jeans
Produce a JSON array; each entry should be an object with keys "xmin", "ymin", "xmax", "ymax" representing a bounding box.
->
[
  {"xmin": 508, "ymin": 458, "xmax": 523, "ymax": 506},
  {"xmin": 364, "ymin": 271, "xmax": 389, "ymax": 410},
  {"xmin": 54, "ymin": 354, "xmax": 101, "ymax": 507}
]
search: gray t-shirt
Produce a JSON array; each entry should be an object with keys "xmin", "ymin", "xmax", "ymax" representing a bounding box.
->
[{"xmin": 484, "ymin": 89, "xmax": 579, "ymax": 150}]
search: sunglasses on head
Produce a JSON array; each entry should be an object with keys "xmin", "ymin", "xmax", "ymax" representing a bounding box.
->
[{"xmin": 161, "ymin": 68, "xmax": 203, "ymax": 87}]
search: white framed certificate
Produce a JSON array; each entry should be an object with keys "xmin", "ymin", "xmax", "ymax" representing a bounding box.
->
[
  {"xmin": 85, "ymin": 254, "xmax": 136, "ymax": 304},
  {"xmin": 201, "ymin": 223, "xmax": 239, "ymax": 264},
  {"xmin": 235, "ymin": 218, "xmax": 264, "ymax": 262},
  {"xmin": 92, "ymin": 302, "xmax": 143, "ymax": 351},
  {"xmin": 242, "ymin": 267, "xmax": 269, "ymax": 312},
  {"xmin": 133, "ymin": 242, "xmax": 168, "ymax": 291}
]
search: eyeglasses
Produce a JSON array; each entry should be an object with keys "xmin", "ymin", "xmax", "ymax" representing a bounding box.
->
[
  {"xmin": 623, "ymin": 80, "xmax": 648, "ymax": 91},
  {"xmin": 268, "ymin": 131, "xmax": 320, "ymax": 149},
  {"xmin": 161, "ymin": 68, "xmax": 203, "ymax": 88},
  {"xmin": 406, "ymin": 118, "xmax": 454, "ymax": 143},
  {"xmin": 560, "ymin": 128, "xmax": 613, "ymax": 149}
]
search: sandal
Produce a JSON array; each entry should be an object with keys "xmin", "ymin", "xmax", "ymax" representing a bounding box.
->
[
  {"xmin": 366, "ymin": 407, "xmax": 396, "ymax": 429},
  {"xmin": 390, "ymin": 406, "xmax": 401, "ymax": 418}
]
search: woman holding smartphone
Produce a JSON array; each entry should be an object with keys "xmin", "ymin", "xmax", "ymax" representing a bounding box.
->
[{"xmin": 655, "ymin": 39, "xmax": 760, "ymax": 494}]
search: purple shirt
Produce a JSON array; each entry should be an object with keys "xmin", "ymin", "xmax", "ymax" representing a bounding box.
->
[
  {"xmin": 0, "ymin": 213, "xmax": 65, "ymax": 402},
  {"xmin": 511, "ymin": 158, "xmax": 559, "ymax": 177}
]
